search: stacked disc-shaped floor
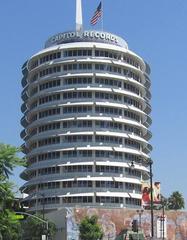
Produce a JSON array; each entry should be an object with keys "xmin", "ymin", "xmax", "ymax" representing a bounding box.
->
[{"xmin": 20, "ymin": 32, "xmax": 152, "ymax": 212}]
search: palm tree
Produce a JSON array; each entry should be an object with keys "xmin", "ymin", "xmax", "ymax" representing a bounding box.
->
[
  {"xmin": 0, "ymin": 144, "xmax": 24, "ymax": 180},
  {"xmin": 167, "ymin": 191, "xmax": 185, "ymax": 210}
]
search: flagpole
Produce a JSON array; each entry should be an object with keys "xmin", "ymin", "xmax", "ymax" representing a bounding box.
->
[{"xmin": 101, "ymin": 0, "xmax": 104, "ymax": 31}]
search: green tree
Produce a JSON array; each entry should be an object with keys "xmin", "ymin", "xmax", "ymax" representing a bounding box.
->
[
  {"xmin": 167, "ymin": 191, "xmax": 185, "ymax": 210},
  {"xmin": 0, "ymin": 209, "xmax": 22, "ymax": 240},
  {"xmin": 0, "ymin": 144, "xmax": 25, "ymax": 180},
  {"xmin": 21, "ymin": 215, "xmax": 56, "ymax": 240},
  {"xmin": 0, "ymin": 143, "xmax": 25, "ymax": 239},
  {"xmin": 79, "ymin": 215, "xmax": 103, "ymax": 240}
]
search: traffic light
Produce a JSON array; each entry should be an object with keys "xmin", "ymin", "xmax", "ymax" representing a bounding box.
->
[{"xmin": 132, "ymin": 219, "xmax": 138, "ymax": 232}]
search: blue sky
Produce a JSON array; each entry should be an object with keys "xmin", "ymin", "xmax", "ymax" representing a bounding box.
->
[{"xmin": 0, "ymin": 0, "xmax": 187, "ymax": 206}]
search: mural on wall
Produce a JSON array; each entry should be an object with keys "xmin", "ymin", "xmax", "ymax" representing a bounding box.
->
[{"xmin": 66, "ymin": 208, "xmax": 187, "ymax": 240}]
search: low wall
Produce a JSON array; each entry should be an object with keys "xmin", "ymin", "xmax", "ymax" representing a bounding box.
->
[{"xmin": 46, "ymin": 208, "xmax": 187, "ymax": 240}]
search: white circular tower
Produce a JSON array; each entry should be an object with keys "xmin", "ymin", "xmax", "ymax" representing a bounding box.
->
[{"xmin": 20, "ymin": 30, "xmax": 152, "ymax": 212}]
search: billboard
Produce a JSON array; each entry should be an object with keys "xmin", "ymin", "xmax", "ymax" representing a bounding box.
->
[{"xmin": 142, "ymin": 181, "xmax": 161, "ymax": 206}]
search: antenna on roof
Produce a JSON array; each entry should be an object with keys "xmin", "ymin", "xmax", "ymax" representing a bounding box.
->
[{"xmin": 76, "ymin": 0, "xmax": 83, "ymax": 32}]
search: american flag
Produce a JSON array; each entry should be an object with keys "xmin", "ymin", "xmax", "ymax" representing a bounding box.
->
[{"xmin": 90, "ymin": 2, "xmax": 102, "ymax": 25}]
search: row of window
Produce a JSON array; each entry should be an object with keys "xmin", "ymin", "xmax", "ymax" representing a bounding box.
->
[
  {"xmin": 61, "ymin": 106, "xmax": 140, "ymax": 123},
  {"xmin": 28, "ymin": 150, "xmax": 142, "ymax": 164},
  {"xmin": 30, "ymin": 49, "xmax": 141, "ymax": 70},
  {"xmin": 63, "ymin": 165, "xmax": 92, "ymax": 173},
  {"xmin": 38, "ymin": 108, "xmax": 60, "ymax": 119},
  {"xmin": 30, "ymin": 92, "xmax": 142, "ymax": 110},
  {"xmin": 38, "ymin": 182, "xmax": 60, "ymax": 190},
  {"xmin": 38, "ymin": 122, "xmax": 61, "ymax": 133},
  {"xmin": 30, "ymin": 135, "xmax": 141, "ymax": 150},
  {"xmin": 27, "ymin": 151, "xmax": 61, "ymax": 165},
  {"xmin": 38, "ymin": 166, "xmax": 60, "ymax": 175},
  {"xmin": 39, "ymin": 79, "xmax": 61, "ymax": 91},
  {"xmin": 39, "ymin": 93, "xmax": 60, "ymax": 105},
  {"xmin": 30, "ymin": 63, "xmax": 141, "ymax": 83},
  {"xmin": 40, "ymin": 52, "xmax": 61, "ymax": 64},
  {"xmin": 29, "ymin": 77, "xmax": 141, "ymax": 98},
  {"xmin": 29, "ymin": 196, "xmax": 141, "ymax": 206},
  {"xmin": 34, "ymin": 120, "xmax": 141, "ymax": 136},
  {"xmin": 54, "ymin": 165, "xmax": 139, "ymax": 176},
  {"xmin": 39, "ymin": 66, "xmax": 61, "ymax": 77},
  {"xmin": 30, "ymin": 52, "xmax": 61, "ymax": 69},
  {"xmin": 64, "ymin": 49, "xmax": 92, "ymax": 57},
  {"xmin": 38, "ymin": 136, "xmax": 60, "ymax": 147},
  {"xmin": 63, "ymin": 165, "xmax": 124, "ymax": 174},
  {"xmin": 32, "ymin": 165, "xmax": 142, "ymax": 177},
  {"xmin": 38, "ymin": 197, "xmax": 60, "ymax": 205},
  {"xmin": 29, "ymin": 198, "xmax": 60, "ymax": 207},
  {"xmin": 60, "ymin": 181, "xmax": 141, "ymax": 190}
]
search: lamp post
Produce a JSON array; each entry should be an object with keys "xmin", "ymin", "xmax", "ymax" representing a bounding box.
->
[
  {"xmin": 37, "ymin": 193, "xmax": 46, "ymax": 238},
  {"xmin": 130, "ymin": 160, "xmax": 154, "ymax": 238},
  {"xmin": 161, "ymin": 196, "xmax": 165, "ymax": 240},
  {"xmin": 36, "ymin": 192, "xmax": 45, "ymax": 220},
  {"xmin": 149, "ymin": 159, "xmax": 154, "ymax": 239},
  {"xmin": 136, "ymin": 209, "xmax": 144, "ymax": 230}
]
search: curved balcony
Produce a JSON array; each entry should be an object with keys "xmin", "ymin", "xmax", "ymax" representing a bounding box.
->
[
  {"xmin": 20, "ymin": 129, "xmax": 27, "ymax": 139},
  {"xmin": 21, "ymin": 116, "xmax": 29, "ymax": 128},
  {"xmin": 21, "ymin": 143, "xmax": 29, "ymax": 154},
  {"xmin": 21, "ymin": 103, "xmax": 27, "ymax": 113},
  {"xmin": 21, "ymin": 76, "xmax": 28, "ymax": 88},
  {"xmin": 20, "ymin": 170, "xmax": 29, "ymax": 181},
  {"xmin": 21, "ymin": 88, "xmax": 29, "ymax": 101}
]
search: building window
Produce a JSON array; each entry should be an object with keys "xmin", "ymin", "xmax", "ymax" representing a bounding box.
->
[
  {"xmin": 63, "ymin": 165, "xmax": 92, "ymax": 173},
  {"xmin": 39, "ymin": 79, "xmax": 61, "ymax": 91},
  {"xmin": 95, "ymin": 135, "xmax": 122, "ymax": 144},
  {"xmin": 39, "ymin": 93, "xmax": 60, "ymax": 105},
  {"xmin": 95, "ymin": 106, "xmax": 122, "ymax": 116},
  {"xmin": 63, "ymin": 91, "xmax": 92, "ymax": 99},
  {"xmin": 63, "ymin": 77, "xmax": 92, "ymax": 85},
  {"xmin": 63, "ymin": 106, "xmax": 92, "ymax": 114},
  {"xmin": 39, "ymin": 108, "xmax": 60, "ymax": 119},
  {"xmin": 95, "ymin": 50, "xmax": 121, "ymax": 60},
  {"xmin": 95, "ymin": 78, "xmax": 121, "ymax": 88},
  {"xmin": 96, "ymin": 166, "xmax": 123, "ymax": 173},
  {"xmin": 63, "ymin": 135, "xmax": 92, "ymax": 143},
  {"xmin": 38, "ymin": 182, "xmax": 60, "ymax": 190},
  {"xmin": 38, "ymin": 122, "xmax": 60, "ymax": 133},
  {"xmin": 63, "ymin": 120, "xmax": 92, "ymax": 129},
  {"xmin": 95, "ymin": 92, "xmax": 122, "ymax": 102},
  {"xmin": 62, "ymin": 150, "xmax": 92, "ymax": 158},
  {"xmin": 38, "ymin": 136, "xmax": 60, "ymax": 147},
  {"xmin": 63, "ymin": 49, "xmax": 92, "ymax": 57},
  {"xmin": 38, "ymin": 166, "xmax": 60, "ymax": 175},
  {"xmin": 63, "ymin": 196, "xmax": 92, "ymax": 204},
  {"xmin": 96, "ymin": 196, "xmax": 123, "ymax": 204},
  {"xmin": 40, "ymin": 52, "xmax": 61, "ymax": 64},
  {"xmin": 125, "ymin": 168, "xmax": 141, "ymax": 177},
  {"xmin": 125, "ymin": 198, "xmax": 141, "ymax": 206},
  {"xmin": 38, "ymin": 151, "xmax": 60, "ymax": 161},
  {"xmin": 95, "ymin": 181, "xmax": 123, "ymax": 189},
  {"xmin": 40, "ymin": 66, "xmax": 61, "ymax": 77},
  {"xmin": 62, "ymin": 181, "xmax": 92, "ymax": 188}
]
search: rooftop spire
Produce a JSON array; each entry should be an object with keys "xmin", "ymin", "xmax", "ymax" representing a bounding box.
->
[{"xmin": 76, "ymin": 0, "xmax": 83, "ymax": 32}]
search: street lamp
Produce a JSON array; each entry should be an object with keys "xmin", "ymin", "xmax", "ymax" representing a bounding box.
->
[
  {"xmin": 36, "ymin": 192, "xmax": 46, "ymax": 238},
  {"xmin": 136, "ymin": 209, "xmax": 144, "ymax": 230},
  {"xmin": 131, "ymin": 159, "xmax": 154, "ymax": 238},
  {"xmin": 36, "ymin": 192, "xmax": 45, "ymax": 220},
  {"xmin": 149, "ymin": 159, "xmax": 154, "ymax": 238},
  {"xmin": 161, "ymin": 196, "xmax": 166, "ymax": 240}
]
